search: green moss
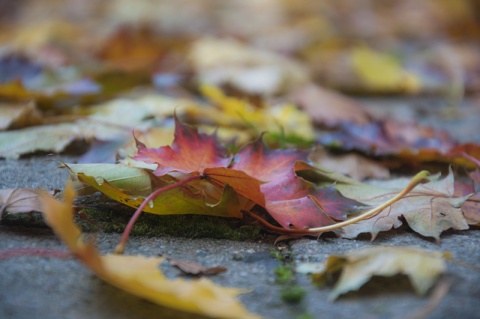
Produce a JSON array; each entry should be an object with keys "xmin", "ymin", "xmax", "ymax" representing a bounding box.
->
[
  {"xmin": 79, "ymin": 208, "xmax": 262, "ymax": 241},
  {"xmin": 281, "ymin": 285, "xmax": 306, "ymax": 303},
  {"xmin": 1, "ymin": 212, "xmax": 47, "ymax": 228},
  {"xmin": 275, "ymin": 265, "xmax": 293, "ymax": 284}
]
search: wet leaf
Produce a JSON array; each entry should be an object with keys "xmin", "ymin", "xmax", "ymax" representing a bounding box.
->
[{"xmin": 40, "ymin": 183, "xmax": 259, "ymax": 319}]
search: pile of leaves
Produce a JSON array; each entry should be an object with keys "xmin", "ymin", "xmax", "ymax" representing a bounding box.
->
[{"xmin": 1, "ymin": 1, "xmax": 480, "ymax": 318}]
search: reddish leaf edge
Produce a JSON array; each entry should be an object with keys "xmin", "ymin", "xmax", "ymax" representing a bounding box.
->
[{"xmin": 244, "ymin": 170, "xmax": 431, "ymax": 237}]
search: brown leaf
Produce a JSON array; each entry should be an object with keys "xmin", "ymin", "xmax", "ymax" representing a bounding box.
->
[
  {"xmin": 335, "ymin": 169, "xmax": 470, "ymax": 241},
  {"xmin": 292, "ymin": 84, "xmax": 371, "ymax": 127},
  {"xmin": 168, "ymin": 257, "xmax": 227, "ymax": 276},
  {"xmin": 309, "ymin": 147, "xmax": 389, "ymax": 180},
  {"xmin": 0, "ymin": 188, "xmax": 46, "ymax": 218}
]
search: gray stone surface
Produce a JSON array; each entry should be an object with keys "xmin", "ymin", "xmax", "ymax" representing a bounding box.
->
[{"xmin": 1, "ymin": 98, "xmax": 480, "ymax": 319}]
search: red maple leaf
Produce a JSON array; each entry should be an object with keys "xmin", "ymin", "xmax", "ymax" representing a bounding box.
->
[
  {"xmin": 232, "ymin": 136, "xmax": 310, "ymax": 182},
  {"xmin": 133, "ymin": 117, "xmax": 232, "ymax": 176}
]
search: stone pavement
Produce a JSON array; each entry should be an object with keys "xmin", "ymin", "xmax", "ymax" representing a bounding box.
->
[{"xmin": 1, "ymin": 98, "xmax": 480, "ymax": 319}]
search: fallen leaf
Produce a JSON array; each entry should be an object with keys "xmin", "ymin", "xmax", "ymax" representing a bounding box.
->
[
  {"xmin": 329, "ymin": 168, "xmax": 470, "ymax": 240},
  {"xmin": 75, "ymin": 172, "xmax": 242, "ymax": 218},
  {"xmin": 0, "ymin": 101, "xmax": 43, "ymax": 130},
  {"xmin": 309, "ymin": 147, "xmax": 390, "ymax": 180},
  {"xmin": 199, "ymin": 84, "xmax": 315, "ymax": 144},
  {"xmin": 308, "ymin": 246, "xmax": 449, "ymax": 300},
  {"xmin": 0, "ymin": 188, "xmax": 45, "ymax": 218},
  {"xmin": 40, "ymin": 183, "xmax": 260, "ymax": 319},
  {"xmin": 168, "ymin": 257, "xmax": 227, "ymax": 276},
  {"xmin": 189, "ymin": 37, "xmax": 308, "ymax": 95},
  {"xmin": 351, "ymin": 46, "xmax": 420, "ymax": 93},
  {"xmin": 318, "ymin": 119, "xmax": 480, "ymax": 168},
  {"xmin": 133, "ymin": 116, "xmax": 232, "ymax": 176},
  {"xmin": 64, "ymin": 163, "xmax": 153, "ymax": 196},
  {"xmin": 454, "ymin": 169, "xmax": 480, "ymax": 226},
  {"xmin": 292, "ymin": 84, "xmax": 371, "ymax": 127},
  {"xmin": 232, "ymin": 137, "xmax": 309, "ymax": 182}
]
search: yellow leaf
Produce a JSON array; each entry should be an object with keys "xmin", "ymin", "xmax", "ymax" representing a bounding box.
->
[
  {"xmin": 40, "ymin": 183, "xmax": 260, "ymax": 319},
  {"xmin": 352, "ymin": 46, "xmax": 420, "ymax": 93},
  {"xmin": 308, "ymin": 246, "xmax": 448, "ymax": 300},
  {"xmin": 200, "ymin": 84, "xmax": 314, "ymax": 142}
]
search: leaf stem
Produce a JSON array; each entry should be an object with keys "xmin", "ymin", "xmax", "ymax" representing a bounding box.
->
[
  {"xmin": 114, "ymin": 174, "xmax": 202, "ymax": 254},
  {"xmin": 246, "ymin": 170, "xmax": 430, "ymax": 235},
  {"xmin": 306, "ymin": 170, "xmax": 430, "ymax": 232}
]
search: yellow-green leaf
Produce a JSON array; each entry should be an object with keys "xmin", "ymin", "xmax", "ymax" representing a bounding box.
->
[{"xmin": 40, "ymin": 183, "xmax": 260, "ymax": 319}]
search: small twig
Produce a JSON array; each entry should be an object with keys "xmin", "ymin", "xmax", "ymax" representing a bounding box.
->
[{"xmin": 114, "ymin": 174, "xmax": 203, "ymax": 254}]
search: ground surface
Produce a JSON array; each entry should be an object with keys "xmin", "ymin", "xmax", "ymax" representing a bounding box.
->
[{"xmin": 1, "ymin": 97, "xmax": 479, "ymax": 319}]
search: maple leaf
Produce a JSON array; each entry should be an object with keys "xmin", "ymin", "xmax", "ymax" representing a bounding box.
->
[
  {"xmin": 260, "ymin": 169, "xmax": 364, "ymax": 229},
  {"xmin": 331, "ymin": 169, "xmax": 470, "ymax": 241},
  {"xmin": 0, "ymin": 188, "xmax": 46, "ymax": 218},
  {"xmin": 75, "ymin": 170, "xmax": 242, "ymax": 218},
  {"xmin": 232, "ymin": 136, "xmax": 309, "ymax": 182},
  {"xmin": 40, "ymin": 183, "xmax": 260, "ymax": 319},
  {"xmin": 454, "ymin": 169, "xmax": 480, "ymax": 226},
  {"xmin": 302, "ymin": 246, "xmax": 448, "ymax": 301},
  {"xmin": 133, "ymin": 116, "xmax": 231, "ymax": 176}
]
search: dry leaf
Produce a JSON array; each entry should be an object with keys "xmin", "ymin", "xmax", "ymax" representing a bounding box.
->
[
  {"xmin": 40, "ymin": 183, "xmax": 260, "ymax": 319},
  {"xmin": 0, "ymin": 101, "xmax": 43, "ymax": 130},
  {"xmin": 305, "ymin": 246, "xmax": 449, "ymax": 300},
  {"xmin": 337, "ymin": 169, "xmax": 470, "ymax": 240},
  {"xmin": 309, "ymin": 147, "xmax": 389, "ymax": 180},
  {"xmin": 189, "ymin": 37, "xmax": 309, "ymax": 95},
  {"xmin": 292, "ymin": 84, "xmax": 371, "ymax": 127},
  {"xmin": 0, "ymin": 188, "xmax": 45, "ymax": 218},
  {"xmin": 168, "ymin": 257, "xmax": 227, "ymax": 276}
]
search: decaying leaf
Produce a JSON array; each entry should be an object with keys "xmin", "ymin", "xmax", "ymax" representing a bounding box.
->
[
  {"xmin": 292, "ymin": 84, "xmax": 371, "ymax": 127},
  {"xmin": 332, "ymin": 169, "xmax": 470, "ymax": 240},
  {"xmin": 40, "ymin": 183, "xmax": 260, "ymax": 319},
  {"xmin": 309, "ymin": 147, "xmax": 390, "ymax": 180},
  {"xmin": 318, "ymin": 119, "xmax": 480, "ymax": 168},
  {"xmin": 0, "ymin": 188, "xmax": 46, "ymax": 218},
  {"xmin": 304, "ymin": 246, "xmax": 449, "ymax": 300},
  {"xmin": 168, "ymin": 257, "xmax": 227, "ymax": 276},
  {"xmin": 0, "ymin": 101, "xmax": 43, "ymax": 130}
]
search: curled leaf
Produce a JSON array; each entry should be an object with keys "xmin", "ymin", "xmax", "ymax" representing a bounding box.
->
[
  {"xmin": 40, "ymin": 183, "xmax": 260, "ymax": 319},
  {"xmin": 308, "ymin": 246, "xmax": 449, "ymax": 300}
]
